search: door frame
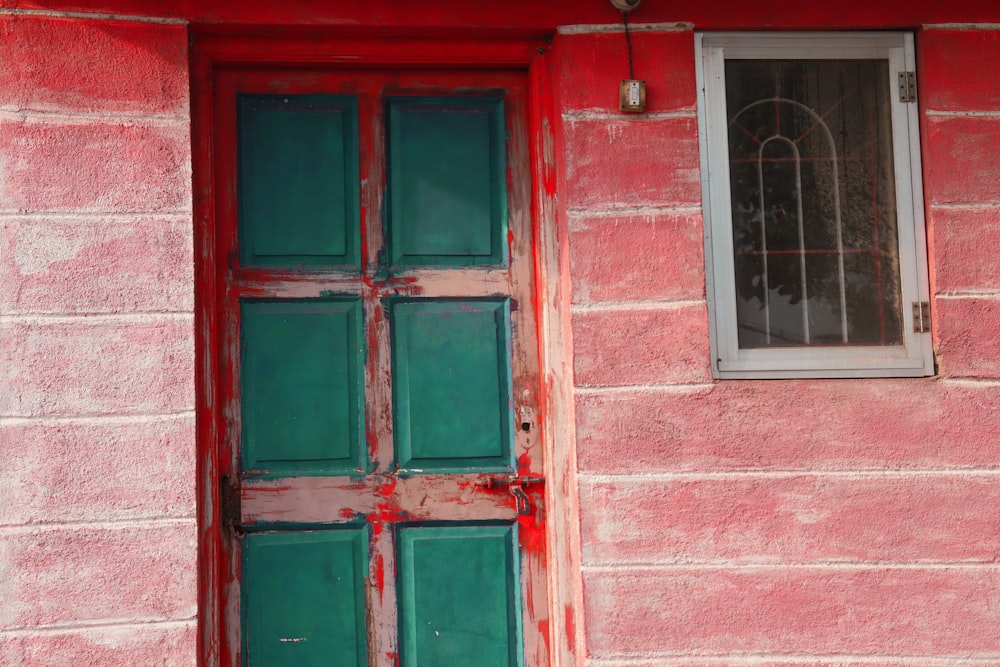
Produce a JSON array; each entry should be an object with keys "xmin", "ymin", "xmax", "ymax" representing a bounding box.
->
[{"xmin": 191, "ymin": 31, "xmax": 584, "ymax": 666}]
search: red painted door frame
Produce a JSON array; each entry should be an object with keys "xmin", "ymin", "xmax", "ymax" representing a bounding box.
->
[{"xmin": 191, "ymin": 31, "xmax": 568, "ymax": 666}]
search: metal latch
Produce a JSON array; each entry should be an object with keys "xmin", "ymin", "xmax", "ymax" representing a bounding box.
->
[
  {"xmin": 478, "ymin": 475, "xmax": 545, "ymax": 515},
  {"xmin": 898, "ymin": 71, "xmax": 917, "ymax": 103},
  {"xmin": 912, "ymin": 301, "xmax": 931, "ymax": 333}
]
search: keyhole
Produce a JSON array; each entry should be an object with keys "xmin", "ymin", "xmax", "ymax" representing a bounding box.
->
[{"xmin": 521, "ymin": 421, "xmax": 531, "ymax": 432}]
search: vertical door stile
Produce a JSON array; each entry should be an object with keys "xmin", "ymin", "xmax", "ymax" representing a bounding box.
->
[
  {"xmin": 211, "ymin": 69, "xmax": 245, "ymax": 663},
  {"xmin": 507, "ymin": 83, "xmax": 549, "ymax": 667},
  {"xmin": 359, "ymin": 76, "xmax": 401, "ymax": 667}
]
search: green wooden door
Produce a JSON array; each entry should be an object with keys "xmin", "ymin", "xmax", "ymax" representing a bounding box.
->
[{"xmin": 212, "ymin": 67, "xmax": 547, "ymax": 667}]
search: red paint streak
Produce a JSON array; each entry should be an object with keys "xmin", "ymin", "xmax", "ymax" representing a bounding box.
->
[
  {"xmin": 537, "ymin": 618, "xmax": 551, "ymax": 657},
  {"xmin": 373, "ymin": 504, "xmax": 409, "ymax": 523},
  {"xmin": 517, "ymin": 512, "xmax": 546, "ymax": 555},
  {"xmin": 516, "ymin": 452, "xmax": 533, "ymax": 476},
  {"xmin": 377, "ymin": 476, "xmax": 397, "ymax": 498},
  {"xmin": 339, "ymin": 507, "xmax": 358, "ymax": 519},
  {"xmin": 517, "ymin": 483, "xmax": 546, "ymax": 556},
  {"xmin": 374, "ymin": 553, "xmax": 385, "ymax": 601},
  {"xmin": 364, "ymin": 304, "xmax": 383, "ymax": 462},
  {"xmin": 564, "ymin": 604, "xmax": 575, "ymax": 651}
]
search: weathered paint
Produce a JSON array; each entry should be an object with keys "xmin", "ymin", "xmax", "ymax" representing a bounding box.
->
[
  {"xmin": 3, "ymin": 4, "xmax": 1000, "ymax": 667},
  {"xmin": 192, "ymin": 43, "xmax": 550, "ymax": 667}
]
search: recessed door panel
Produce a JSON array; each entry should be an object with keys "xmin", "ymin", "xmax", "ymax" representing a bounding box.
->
[
  {"xmin": 397, "ymin": 524, "xmax": 521, "ymax": 667},
  {"xmin": 240, "ymin": 299, "xmax": 365, "ymax": 475},
  {"xmin": 242, "ymin": 529, "xmax": 369, "ymax": 667},
  {"xmin": 391, "ymin": 299, "xmax": 512, "ymax": 471},
  {"xmin": 238, "ymin": 94, "xmax": 360, "ymax": 267},
  {"xmin": 387, "ymin": 97, "xmax": 506, "ymax": 267}
]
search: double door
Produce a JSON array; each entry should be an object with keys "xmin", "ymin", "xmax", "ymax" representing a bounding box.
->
[{"xmin": 211, "ymin": 66, "xmax": 547, "ymax": 666}]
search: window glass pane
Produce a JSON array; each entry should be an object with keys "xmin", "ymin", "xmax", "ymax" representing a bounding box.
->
[{"xmin": 725, "ymin": 59, "xmax": 902, "ymax": 348}]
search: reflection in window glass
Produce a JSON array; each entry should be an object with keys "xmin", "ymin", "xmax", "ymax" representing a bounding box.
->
[{"xmin": 725, "ymin": 60, "xmax": 902, "ymax": 348}]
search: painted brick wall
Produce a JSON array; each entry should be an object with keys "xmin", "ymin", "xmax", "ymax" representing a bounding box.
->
[
  {"xmin": 557, "ymin": 24, "xmax": 1000, "ymax": 666},
  {"xmin": 0, "ymin": 14, "xmax": 197, "ymax": 665}
]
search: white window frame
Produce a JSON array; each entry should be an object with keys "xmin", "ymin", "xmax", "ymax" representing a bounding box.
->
[{"xmin": 696, "ymin": 32, "xmax": 934, "ymax": 379}]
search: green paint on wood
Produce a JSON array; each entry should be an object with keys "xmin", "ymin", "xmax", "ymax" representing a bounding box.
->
[
  {"xmin": 387, "ymin": 97, "xmax": 507, "ymax": 267},
  {"xmin": 398, "ymin": 524, "xmax": 522, "ymax": 667},
  {"xmin": 241, "ymin": 299, "xmax": 365, "ymax": 475},
  {"xmin": 391, "ymin": 299, "xmax": 513, "ymax": 471},
  {"xmin": 243, "ymin": 529, "xmax": 369, "ymax": 667},
  {"xmin": 238, "ymin": 94, "xmax": 360, "ymax": 268}
]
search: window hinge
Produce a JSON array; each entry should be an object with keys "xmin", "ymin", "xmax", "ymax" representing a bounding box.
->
[
  {"xmin": 898, "ymin": 71, "xmax": 917, "ymax": 103},
  {"xmin": 912, "ymin": 301, "xmax": 931, "ymax": 333}
]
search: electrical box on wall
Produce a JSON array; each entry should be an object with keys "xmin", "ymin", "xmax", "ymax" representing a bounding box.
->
[{"xmin": 619, "ymin": 79, "xmax": 646, "ymax": 112}]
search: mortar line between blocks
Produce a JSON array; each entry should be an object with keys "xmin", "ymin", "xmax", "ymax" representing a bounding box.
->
[
  {"xmin": 936, "ymin": 290, "xmax": 1000, "ymax": 299},
  {"xmin": 938, "ymin": 377, "xmax": 1000, "ymax": 387},
  {"xmin": 581, "ymin": 562, "xmax": 1000, "ymax": 572},
  {"xmin": 924, "ymin": 109, "xmax": 1000, "ymax": 118},
  {"xmin": 572, "ymin": 298, "xmax": 705, "ymax": 313},
  {"xmin": 558, "ymin": 22, "xmax": 693, "ymax": 34},
  {"xmin": 0, "ymin": 8, "xmax": 187, "ymax": 24},
  {"xmin": 0, "ymin": 517, "xmax": 196, "ymax": 534},
  {"xmin": 588, "ymin": 653, "xmax": 1000, "ymax": 665},
  {"xmin": 0, "ymin": 617, "xmax": 198, "ymax": 638},
  {"xmin": 0, "ymin": 208, "xmax": 194, "ymax": 220},
  {"xmin": 0, "ymin": 211, "xmax": 193, "ymax": 222},
  {"xmin": 0, "ymin": 109, "xmax": 189, "ymax": 125},
  {"xmin": 0, "ymin": 410, "xmax": 196, "ymax": 425},
  {"xmin": 566, "ymin": 205, "xmax": 702, "ymax": 219},
  {"xmin": 923, "ymin": 22, "xmax": 1000, "ymax": 30},
  {"xmin": 562, "ymin": 109, "xmax": 697, "ymax": 121},
  {"xmin": 574, "ymin": 383, "xmax": 714, "ymax": 395},
  {"xmin": 928, "ymin": 201, "xmax": 1000, "ymax": 210},
  {"xmin": 0, "ymin": 312, "xmax": 194, "ymax": 324},
  {"xmin": 578, "ymin": 469, "xmax": 1000, "ymax": 481}
]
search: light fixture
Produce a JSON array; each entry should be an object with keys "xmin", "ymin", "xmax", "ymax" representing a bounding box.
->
[{"xmin": 612, "ymin": 0, "xmax": 646, "ymax": 112}]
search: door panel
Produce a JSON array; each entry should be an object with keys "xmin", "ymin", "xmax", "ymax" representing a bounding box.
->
[
  {"xmin": 391, "ymin": 299, "xmax": 512, "ymax": 470},
  {"xmin": 386, "ymin": 97, "xmax": 507, "ymax": 267},
  {"xmin": 239, "ymin": 298, "xmax": 365, "ymax": 475},
  {"xmin": 237, "ymin": 94, "xmax": 360, "ymax": 268},
  {"xmin": 242, "ymin": 529, "xmax": 369, "ymax": 667},
  {"xmin": 213, "ymin": 66, "xmax": 546, "ymax": 667},
  {"xmin": 397, "ymin": 524, "xmax": 521, "ymax": 667}
]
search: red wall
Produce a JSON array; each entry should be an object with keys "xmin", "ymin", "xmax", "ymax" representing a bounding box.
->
[{"xmin": 1, "ymin": 2, "xmax": 999, "ymax": 665}]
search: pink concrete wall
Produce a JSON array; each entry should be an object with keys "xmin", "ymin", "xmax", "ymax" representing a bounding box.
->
[
  {"xmin": 2, "ymin": 7, "xmax": 1000, "ymax": 667},
  {"xmin": 559, "ymin": 24, "xmax": 1000, "ymax": 665},
  {"xmin": 0, "ymin": 13, "xmax": 197, "ymax": 665}
]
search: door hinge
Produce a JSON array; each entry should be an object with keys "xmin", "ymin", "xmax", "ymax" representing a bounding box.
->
[
  {"xmin": 220, "ymin": 473, "xmax": 242, "ymax": 533},
  {"xmin": 898, "ymin": 71, "xmax": 917, "ymax": 103},
  {"xmin": 912, "ymin": 301, "xmax": 931, "ymax": 333}
]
